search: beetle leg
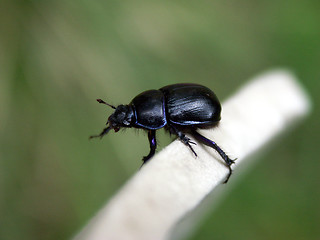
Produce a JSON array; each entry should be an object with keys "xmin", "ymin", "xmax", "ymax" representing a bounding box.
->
[
  {"xmin": 191, "ymin": 129, "xmax": 235, "ymax": 183},
  {"xmin": 89, "ymin": 127, "xmax": 111, "ymax": 139},
  {"xmin": 141, "ymin": 130, "xmax": 157, "ymax": 166},
  {"xmin": 169, "ymin": 126, "xmax": 198, "ymax": 157}
]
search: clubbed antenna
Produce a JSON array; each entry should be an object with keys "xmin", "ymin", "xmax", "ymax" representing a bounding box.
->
[{"xmin": 97, "ymin": 99, "xmax": 116, "ymax": 109}]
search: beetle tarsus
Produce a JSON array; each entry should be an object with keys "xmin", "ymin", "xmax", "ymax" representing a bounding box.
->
[
  {"xmin": 89, "ymin": 127, "xmax": 111, "ymax": 139},
  {"xmin": 223, "ymin": 166, "xmax": 233, "ymax": 183},
  {"xmin": 191, "ymin": 129, "xmax": 236, "ymax": 183},
  {"xmin": 140, "ymin": 154, "xmax": 153, "ymax": 169}
]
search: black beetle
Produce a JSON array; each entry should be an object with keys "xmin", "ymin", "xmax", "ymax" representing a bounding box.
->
[{"xmin": 90, "ymin": 83, "xmax": 235, "ymax": 183}]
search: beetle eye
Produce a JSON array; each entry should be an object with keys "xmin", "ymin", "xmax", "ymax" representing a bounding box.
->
[{"xmin": 114, "ymin": 127, "xmax": 120, "ymax": 132}]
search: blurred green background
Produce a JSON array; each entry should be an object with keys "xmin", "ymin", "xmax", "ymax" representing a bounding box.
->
[{"xmin": 0, "ymin": 0, "xmax": 319, "ymax": 239}]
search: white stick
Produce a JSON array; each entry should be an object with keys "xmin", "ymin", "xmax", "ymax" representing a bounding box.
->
[{"xmin": 73, "ymin": 70, "xmax": 310, "ymax": 240}]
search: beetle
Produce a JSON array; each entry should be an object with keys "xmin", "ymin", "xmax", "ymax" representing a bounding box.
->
[{"xmin": 90, "ymin": 83, "xmax": 235, "ymax": 183}]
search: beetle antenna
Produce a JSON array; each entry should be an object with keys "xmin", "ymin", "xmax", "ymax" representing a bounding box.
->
[{"xmin": 96, "ymin": 99, "xmax": 116, "ymax": 109}]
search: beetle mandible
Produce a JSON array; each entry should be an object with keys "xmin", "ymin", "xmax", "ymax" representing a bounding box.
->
[{"xmin": 90, "ymin": 83, "xmax": 235, "ymax": 183}]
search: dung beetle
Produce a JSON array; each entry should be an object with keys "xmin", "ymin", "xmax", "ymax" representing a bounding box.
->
[{"xmin": 90, "ymin": 83, "xmax": 235, "ymax": 183}]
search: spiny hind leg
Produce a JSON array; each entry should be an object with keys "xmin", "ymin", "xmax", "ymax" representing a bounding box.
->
[{"xmin": 191, "ymin": 129, "xmax": 236, "ymax": 183}]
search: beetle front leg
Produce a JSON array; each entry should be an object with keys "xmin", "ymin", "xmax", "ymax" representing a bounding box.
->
[
  {"xmin": 141, "ymin": 130, "xmax": 157, "ymax": 166},
  {"xmin": 89, "ymin": 126, "xmax": 111, "ymax": 139}
]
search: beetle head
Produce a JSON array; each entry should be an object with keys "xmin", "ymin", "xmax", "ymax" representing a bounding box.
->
[
  {"xmin": 90, "ymin": 100, "xmax": 135, "ymax": 140},
  {"xmin": 107, "ymin": 104, "xmax": 135, "ymax": 132}
]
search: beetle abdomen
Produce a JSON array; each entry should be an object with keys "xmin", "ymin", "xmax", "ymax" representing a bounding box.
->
[
  {"xmin": 130, "ymin": 90, "xmax": 167, "ymax": 130},
  {"xmin": 160, "ymin": 84, "xmax": 221, "ymax": 126}
]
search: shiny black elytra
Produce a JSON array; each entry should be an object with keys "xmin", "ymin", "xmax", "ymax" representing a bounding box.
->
[{"xmin": 90, "ymin": 83, "xmax": 235, "ymax": 183}]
